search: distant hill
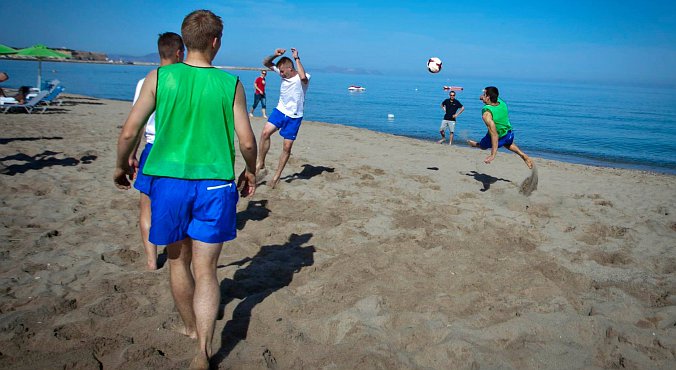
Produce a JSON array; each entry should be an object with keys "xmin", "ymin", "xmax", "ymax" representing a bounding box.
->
[{"xmin": 106, "ymin": 53, "xmax": 159, "ymax": 64}]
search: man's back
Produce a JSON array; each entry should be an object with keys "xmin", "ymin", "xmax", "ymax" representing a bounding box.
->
[{"xmin": 144, "ymin": 63, "xmax": 239, "ymax": 180}]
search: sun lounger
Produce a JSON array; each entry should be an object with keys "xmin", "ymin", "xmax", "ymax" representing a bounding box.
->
[
  {"xmin": 40, "ymin": 85, "xmax": 65, "ymax": 106},
  {"xmin": 1, "ymin": 90, "xmax": 50, "ymax": 114}
]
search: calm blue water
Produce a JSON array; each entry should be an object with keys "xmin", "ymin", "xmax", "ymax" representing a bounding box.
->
[{"xmin": 2, "ymin": 59, "xmax": 675, "ymax": 175}]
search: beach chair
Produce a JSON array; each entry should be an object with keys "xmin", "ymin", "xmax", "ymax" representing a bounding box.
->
[
  {"xmin": 40, "ymin": 85, "xmax": 65, "ymax": 106},
  {"xmin": 1, "ymin": 90, "xmax": 50, "ymax": 114}
]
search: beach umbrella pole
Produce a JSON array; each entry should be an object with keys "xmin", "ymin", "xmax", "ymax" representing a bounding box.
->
[{"xmin": 37, "ymin": 60, "xmax": 42, "ymax": 90}]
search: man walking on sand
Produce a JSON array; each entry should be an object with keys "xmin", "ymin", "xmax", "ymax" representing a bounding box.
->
[
  {"xmin": 114, "ymin": 10, "xmax": 257, "ymax": 370},
  {"xmin": 438, "ymin": 90, "xmax": 464, "ymax": 145},
  {"xmin": 256, "ymin": 47, "xmax": 310, "ymax": 189},
  {"xmin": 468, "ymin": 86, "xmax": 533, "ymax": 169},
  {"xmin": 249, "ymin": 69, "xmax": 267, "ymax": 118},
  {"xmin": 131, "ymin": 32, "xmax": 184, "ymax": 270}
]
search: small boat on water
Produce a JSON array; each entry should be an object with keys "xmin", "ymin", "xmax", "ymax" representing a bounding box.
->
[
  {"xmin": 443, "ymin": 86, "xmax": 464, "ymax": 91},
  {"xmin": 348, "ymin": 85, "xmax": 366, "ymax": 91}
]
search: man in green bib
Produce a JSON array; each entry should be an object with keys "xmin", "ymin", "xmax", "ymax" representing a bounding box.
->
[
  {"xmin": 468, "ymin": 86, "xmax": 534, "ymax": 169},
  {"xmin": 114, "ymin": 10, "xmax": 257, "ymax": 370}
]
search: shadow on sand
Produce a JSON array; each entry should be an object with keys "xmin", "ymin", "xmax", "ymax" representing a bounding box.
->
[
  {"xmin": 0, "ymin": 137, "xmax": 63, "ymax": 145},
  {"xmin": 212, "ymin": 233, "xmax": 315, "ymax": 366},
  {"xmin": 281, "ymin": 164, "xmax": 334, "ymax": 184},
  {"xmin": 465, "ymin": 170, "xmax": 511, "ymax": 192},
  {"xmin": 0, "ymin": 150, "xmax": 97, "ymax": 176},
  {"xmin": 236, "ymin": 199, "xmax": 271, "ymax": 231}
]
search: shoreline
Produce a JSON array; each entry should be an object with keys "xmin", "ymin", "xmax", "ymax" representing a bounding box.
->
[
  {"xmin": 0, "ymin": 93, "xmax": 674, "ymax": 368},
  {"xmin": 39, "ymin": 93, "xmax": 676, "ymax": 176}
]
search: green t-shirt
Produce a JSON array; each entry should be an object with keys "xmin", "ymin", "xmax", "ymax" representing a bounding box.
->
[
  {"xmin": 143, "ymin": 63, "xmax": 239, "ymax": 180},
  {"xmin": 482, "ymin": 98, "xmax": 512, "ymax": 138}
]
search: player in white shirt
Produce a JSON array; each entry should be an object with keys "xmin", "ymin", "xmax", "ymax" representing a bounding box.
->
[
  {"xmin": 256, "ymin": 48, "xmax": 310, "ymax": 188},
  {"xmin": 130, "ymin": 32, "xmax": 184, "ymax": 270}
]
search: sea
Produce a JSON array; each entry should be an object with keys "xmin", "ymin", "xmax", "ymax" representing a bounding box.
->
[{"xmin": 2, "ymin": 59, "xmax": 675, "ymax": 175}]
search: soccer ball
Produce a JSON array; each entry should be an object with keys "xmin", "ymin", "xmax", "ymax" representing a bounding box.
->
[{"xmin": 427, "ymin": 57, "xmax": 442, "ymax": 73}]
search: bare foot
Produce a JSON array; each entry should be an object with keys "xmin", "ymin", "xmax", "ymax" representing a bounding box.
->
[
  {"xmin": 168, "ymin": 322, "xmax": 197, "ymax": 339},
  {"xmin": 256, "ymin": 168, "xmax": 268, "ymax": 183},
  {"xmin": 437, "ymin": 139, "xmax": 445, "ymax": 144},
  {"xmin": 263, "ymin": 115, "xmax": 268, "ymax": 119},
  {"xmin": 467, "ymin": 140, "xmax": 478, "ymax": 148},
  {"xmin": 146, "ymin": 259, "xmax": 158, "ymax": 271},
  {"xmin": 248, "ymin": 112, "xmax": 253, "ymax": 117},
  {"xmin": 189, "ymin": 354, "xmax": 209, "ymax": 370}
]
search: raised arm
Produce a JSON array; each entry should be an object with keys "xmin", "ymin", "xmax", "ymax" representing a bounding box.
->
[
  {"xmin": 263, "ymin": 48, "xmax": 285, "ymax": 70},
  {"xmin": 291, "ymin": 48, "xmax": 308, "ymax": 84},
  {"xmin": 482, "ymin": 110, "xmax": 499, "ymax": 164},
  {"xmin": 114, "ymin": 70, "xmax": 157, "ymax": 189},
  {"xmin": 233, "ymin": 80, "xmax": 257, "ymax": 197}
]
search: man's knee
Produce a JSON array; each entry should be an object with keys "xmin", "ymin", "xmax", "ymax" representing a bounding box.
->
[{"xmin": 261, "ymin": 125, "xmax": 277, "ymax": 139}]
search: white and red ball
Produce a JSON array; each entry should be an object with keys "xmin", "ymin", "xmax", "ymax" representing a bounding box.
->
[{"xmin": 427, "ymin": 57, "xmax": 442, "ymax": 73}]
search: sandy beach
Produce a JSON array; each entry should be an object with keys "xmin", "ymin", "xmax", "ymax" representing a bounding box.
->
[{"xmin": 0, "ymin": 94, "xmax": 674, "ymax": 369}]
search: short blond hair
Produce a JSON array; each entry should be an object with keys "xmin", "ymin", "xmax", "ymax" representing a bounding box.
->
[{"xmin": 181, "ymin": 10, "xmax": 223, "ymax": 52}]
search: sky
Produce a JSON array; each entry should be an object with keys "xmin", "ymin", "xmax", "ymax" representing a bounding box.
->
[{"xmin": 2, "ymin": 0, "xmax": 676, "ymax": 85}]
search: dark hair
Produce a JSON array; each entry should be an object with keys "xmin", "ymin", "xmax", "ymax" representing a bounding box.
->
[
  {"xmin": 276, "ymin": 57, "xmax": 293, "ymax": 69},
  {"xmin": 18, "ymin": 86, "xmax": 30, "ymax": 95},
  {"xmin": 181, "ymin": 10, "xmax": 223, "ymax": 52},
  {"xmin": 484, "ymin": 86, "xmax": 499, "ymax": 103},
  {"xmin": 157, "ymin": 32, "xmax": 184, "ymax": 59}
]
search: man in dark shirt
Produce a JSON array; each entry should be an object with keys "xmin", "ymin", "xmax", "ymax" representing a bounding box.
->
[{"xmin": 438, "ymin": 91, "xmax": 464, "ymax": 145}]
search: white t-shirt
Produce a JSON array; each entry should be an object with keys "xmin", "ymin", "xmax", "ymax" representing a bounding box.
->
[
  {"xmin": 272, "ymin": 66, "xmax": 310, "ymax": 118},
  {"xmin": 133, "ymin": 78, "xmax": 156, "ymax": 144}
]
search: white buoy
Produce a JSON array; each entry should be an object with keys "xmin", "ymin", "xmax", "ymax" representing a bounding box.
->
[{"xmin": 387, "ymin": 113, "xmax": 395, "ymax": 120}]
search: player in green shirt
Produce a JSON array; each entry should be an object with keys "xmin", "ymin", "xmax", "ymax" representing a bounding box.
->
[
  {"xmin": 114, "ymin": 10, "xmax": 257, "ymax": 370},
  {"xmin": 468, "ymin": 86, "xmax": 534, "ymax": 169}
]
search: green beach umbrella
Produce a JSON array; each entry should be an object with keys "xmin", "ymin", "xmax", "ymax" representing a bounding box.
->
[
  {"xmin": 0, "ymin": 44, "xmax": 17, "ymax": 54},
  {"xmin": 15, "ymin": 44, "xmax": 70, "ymax": 89}
]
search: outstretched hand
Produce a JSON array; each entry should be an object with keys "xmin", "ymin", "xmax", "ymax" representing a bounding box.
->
[
  {"xmin": 484, "ymin": 154, "xmax": 495, "ymax": 165},
  {"xmin": 291, "ymin": 48, "xmax": 299, "ymax": 59},
  {"xmin": 275, "ymin": 48, "xmax": 285, "ymax": 56},
  {"xmin": 237, "ymin": 169, "xmax": 256, "ymax": 198}
]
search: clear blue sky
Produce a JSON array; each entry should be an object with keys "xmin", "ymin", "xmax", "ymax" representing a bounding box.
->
[{"xmin": 2, "ymin": 0, "xmax": 675, "ymax": 85}]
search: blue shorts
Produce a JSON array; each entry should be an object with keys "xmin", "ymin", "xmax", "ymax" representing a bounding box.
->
[
  {"xmin": 479, "ymin": 130, "xmax": 514, "ymax": 150},
  {"xmin": 133, "ymin": 144, "xmax": 153, "ymax": 195},
  {"xmin": 148, "ymin": 178, "xmax": 239, "ymax": 245},
  {"xmin": 269, "ymin": 108, "xmax": 303, "ymax": 140}
]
